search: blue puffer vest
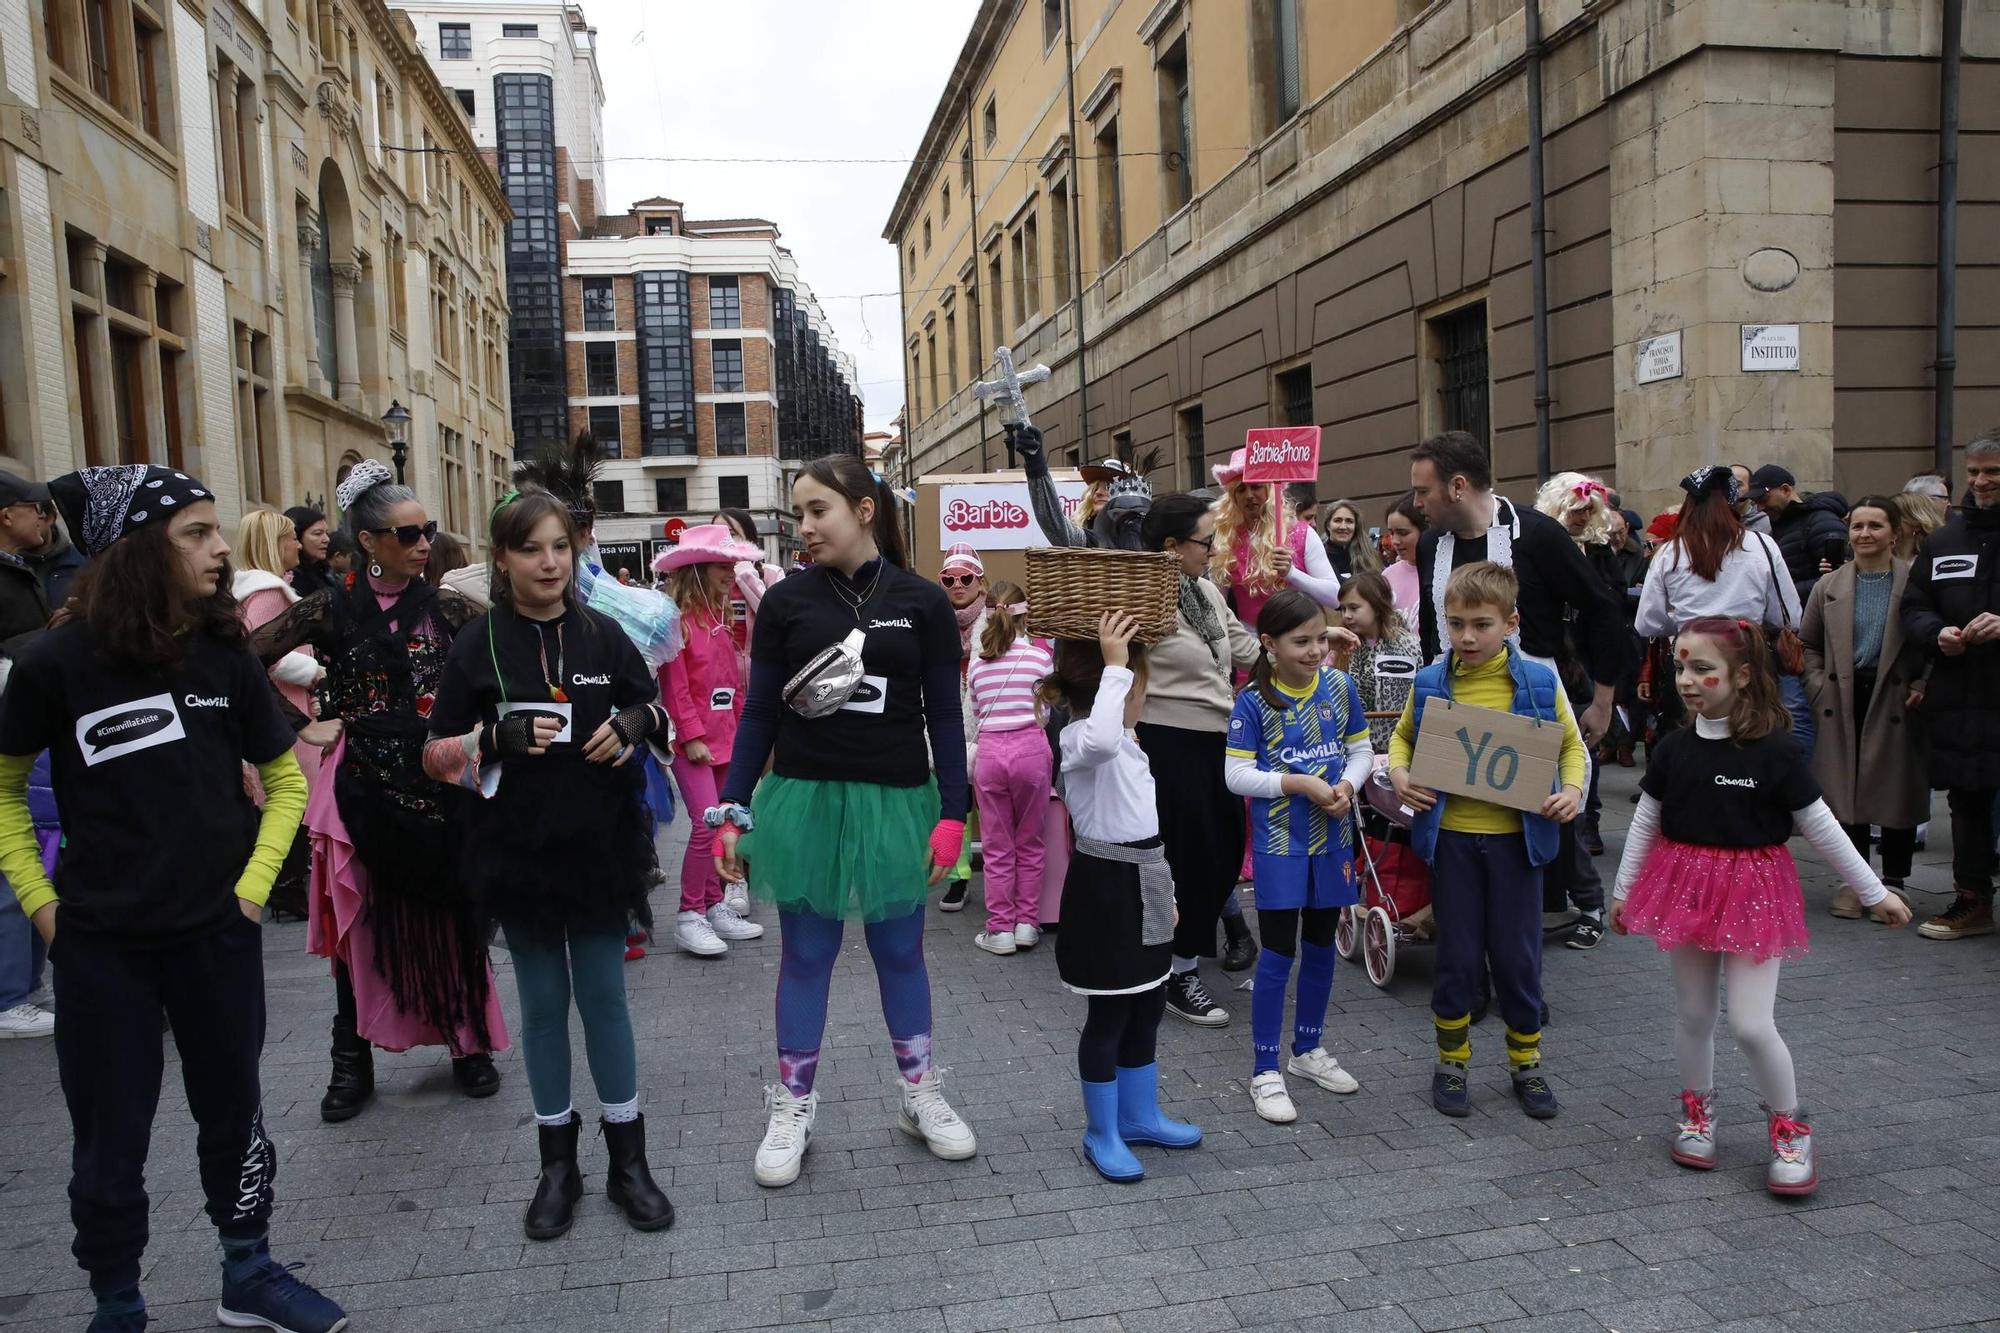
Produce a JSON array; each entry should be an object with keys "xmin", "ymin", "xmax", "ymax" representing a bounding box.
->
[{"xmin": 1408, "ymin": 649, "xmax": 1563, "ymax": 868}]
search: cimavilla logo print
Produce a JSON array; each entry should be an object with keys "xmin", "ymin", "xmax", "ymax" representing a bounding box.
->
[
  {"xmin": 74, "ymin": 693, "xmax": 188, "ymax": 767},
  {"xmin": 1714, "ymin": 775, "xmax": 1758, "ymax": 789},
  {"xmin": 868, "ymin": 618, "xmax": 915, "ymax": 631}
]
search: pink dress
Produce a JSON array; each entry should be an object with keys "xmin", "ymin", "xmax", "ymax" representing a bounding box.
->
[
  {"xmin": 1227, "ymin": 522, "xmax": 1314, "ymax": 633},
  {"xmin": 297, "ymin": 578, "xmax": 508, "ymax": 1055},
  {"xmin": 664, "ymin": 607, "xmax": 745, "ymax": 913}
]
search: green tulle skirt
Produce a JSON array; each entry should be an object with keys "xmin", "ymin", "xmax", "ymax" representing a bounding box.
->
[{"xmin": 739, "ymin": 775, "xmax": 939, "ymax": 922}]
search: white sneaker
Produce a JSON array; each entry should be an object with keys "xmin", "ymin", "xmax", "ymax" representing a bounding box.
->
[
  {"xmin": 724, "ymin": 882, "xmax": 751, "ymax": 917},
  {"xmin": 707, "ymin": 903, "xmax": 765, "ymax": 942},
  {"xmin": 754, "ymin": 1085, "xmax": 817, "ymax": 1187},
  {"xmin": 973, "ymin": 931, "xmax": 1016, "ymax": 955},
  {"xmin": 896, "ymin": 1070, "xmax": 978, "ymax": 1160},
  {"xmin": 1012, "ymin": 923, "xmax": 1042, "ymax": 949},
  {"xmin": 674, "ymin": 910, "xmax": 728, "ymax": 957},
  {"xmin": 0, "ymin": 1003, "xmax": 52, "ymax": 1038},
  {"xmin": 1287, "ymin": 1046, "xmax": 1360, "ymax": 1094},
  {"xmin": 1250, "ymin": 1071, "xmax": 1297, "ymax": 1123}
]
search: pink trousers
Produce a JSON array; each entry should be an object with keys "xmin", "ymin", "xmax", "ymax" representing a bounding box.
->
[
  {"xmin": 672, "ymin": 756, "xmax": 732, "ymax": 914},
  {"xmin": 972, "ymin": 726, "xmax": 1054, "ymax": 934}
]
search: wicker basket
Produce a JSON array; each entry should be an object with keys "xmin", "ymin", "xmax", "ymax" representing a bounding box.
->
[{"xmin": 1024, "ymin": 547, "xmax": 1181, "ymax": 644}]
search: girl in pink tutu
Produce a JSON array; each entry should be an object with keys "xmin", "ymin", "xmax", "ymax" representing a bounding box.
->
[{"xmin": 1610, "ymin": 617, "xmax": 1910, "ymax": 1197}]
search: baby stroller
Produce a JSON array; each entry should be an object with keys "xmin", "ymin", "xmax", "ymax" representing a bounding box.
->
[{"xmin": 1334, "ymin": 761, "xmax": 1435, "ymax": 988}]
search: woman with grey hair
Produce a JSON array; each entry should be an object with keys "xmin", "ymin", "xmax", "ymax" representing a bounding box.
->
[{"xmin": 252, "ymin": 460, "xmax": 508, "ymax": 1122}]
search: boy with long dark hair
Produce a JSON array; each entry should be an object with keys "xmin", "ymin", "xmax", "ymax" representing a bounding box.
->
[{"xmin": 0, "ymin": 466, "xmax": 345, "ymax": 1333}]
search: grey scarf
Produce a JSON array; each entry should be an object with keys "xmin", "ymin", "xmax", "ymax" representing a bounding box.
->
[{"xmin": 1179, "ymin": 574, "xmax": 1227, "ymax": 666}]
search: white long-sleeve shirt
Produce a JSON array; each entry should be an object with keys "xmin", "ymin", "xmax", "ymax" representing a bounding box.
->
[
  {"xmin": 1223, "ymin": 739, "xmax": 1374, "ymax": 801},
  {"xmin": 1612, "ymin": 714, "xmax": 1888, "ymax": 905},
  {"xmin": 1059, "ymin": 666, "xmax": 1157, "ymax": 844},
  {"xmin": 1285, "ymin": 532, "xmax": 1346, "ymax": 607},
  {"xmin": 1635, "ymin": 532, "xmax": 1802, "ymax": 638}
]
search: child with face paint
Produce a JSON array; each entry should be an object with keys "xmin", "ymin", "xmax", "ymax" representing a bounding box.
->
[{"xmin": 1611, "ymin": 618, "xmax": 1912, "ymax": 1197}]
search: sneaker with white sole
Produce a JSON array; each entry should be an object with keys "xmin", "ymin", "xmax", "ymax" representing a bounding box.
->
[
  {"xmin": 1012, "ymin": 923, "xmax": 1042, "ymax": 949},
  {"xmin": 973, "ymin": 931, "xmax": 1016, "ymax": 955},
  {"xmin": 1164, "ymin": 970, "xmax": 1230, "ymax": 1026},
  {"xmin": 674, "ymin": 910, "xmax": 728, "ymax": 958},
  {"xmin": 1286, "ymin": 1046, "xmax": 1359, "ymax": 1094},
  {"xmin": 896, "ymin": 1070, "xmax": 978, "ymax": 1160},
  {"xmin": 0, "ymin": 1002, "xmax": 52, "ymax": 1039},
  {"xmin": 753, "ymin": 1085, "xmax": 816, "ymax": 1187},
  {"xmin": 1250, "ymin": 1070, "xmax": 1297, "ymax": 1123},
  {"xmin": 724, "ymin": 882, "xmax": 751, "ymax": 917},
  {"xmin": 707, "ymin": 903, "xmax": 764, "ymax": 942}
]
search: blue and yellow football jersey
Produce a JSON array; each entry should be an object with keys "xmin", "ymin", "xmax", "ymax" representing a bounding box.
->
[{"xmin": 1226, "ymin": 667, "xmax": 1370, "ymax": 858}]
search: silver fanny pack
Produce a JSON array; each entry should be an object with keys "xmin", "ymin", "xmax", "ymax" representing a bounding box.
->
[{"xmin": 783, "ymin": 628, "xmax": 868, "ymax": 718}]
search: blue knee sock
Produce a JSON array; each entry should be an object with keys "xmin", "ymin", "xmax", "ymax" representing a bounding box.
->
[
  {"xmin": 1251, "ymin": 949, "xmax": 1293, "ymax": 1075},
  {"xmin": 1293, "ymin": 940, "xmax": 1336, "ymax": 1056}
]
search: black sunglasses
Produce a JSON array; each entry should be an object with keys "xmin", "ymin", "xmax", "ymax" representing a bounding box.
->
[{"xmin": 367, "ymin": 521, "xmax": 438, "ymax": 547}]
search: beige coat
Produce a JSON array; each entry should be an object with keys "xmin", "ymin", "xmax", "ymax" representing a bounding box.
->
[{"xmin": 1799, "ymin": 559, "xmax": 1929, "ymax": 828}]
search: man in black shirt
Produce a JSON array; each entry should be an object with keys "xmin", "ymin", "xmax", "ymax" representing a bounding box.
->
[
  {"xmin": 1411, "ymin": 432, "xmax": 1630, "ymax": 949},
  {"xmin": 0, "ymin": 471, "xmax": 52, "ymax": 647}
]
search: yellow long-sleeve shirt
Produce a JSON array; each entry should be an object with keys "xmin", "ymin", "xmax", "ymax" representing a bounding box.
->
[{"xmin": 1388, "ymin": 648, "xmax": 1587, "ymax": 835}]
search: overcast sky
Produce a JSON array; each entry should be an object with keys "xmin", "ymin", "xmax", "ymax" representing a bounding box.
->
[{"xmin": 586, "ymin": 0, "xmax": 982, "ymax": 433}]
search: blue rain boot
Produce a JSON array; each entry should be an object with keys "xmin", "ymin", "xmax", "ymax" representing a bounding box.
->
[
  {"xmin": 1080, "ymin": 1079, "xmax": 1144, "ymax": 1182},
  {"xmin": 1114, "ymin": 1063, "xmax": 1202, "ymax": 1149}
]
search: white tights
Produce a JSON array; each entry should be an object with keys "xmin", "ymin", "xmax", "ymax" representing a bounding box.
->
[{"xmin": 1670, "ymin": 947, "xmax": 1797, "ymax": 1114}]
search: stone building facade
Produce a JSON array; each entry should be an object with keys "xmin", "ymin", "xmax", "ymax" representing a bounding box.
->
[
  {"xmin": 564, "ymin": 198, "xmax": 864, "ymax": 570},
  {"xmin": 0, "ymin": 0, "xmax": 512, "ymax": 551},
  {"xmin": 885, "ymin": 0, "xmax": 1999, "ymax": 518}
]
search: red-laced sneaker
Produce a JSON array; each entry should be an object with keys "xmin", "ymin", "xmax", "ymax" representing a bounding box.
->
[
  {"xmin": 1671, "ymin": 1089, "xmax": 1716, "ymax": 1170},
  {"xmin": 1766, "ymin": 1109, "xmax": 1817, "ymax": 1196}
]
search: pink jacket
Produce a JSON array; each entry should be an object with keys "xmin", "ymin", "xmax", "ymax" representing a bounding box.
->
[{"xmin": 662, "ymin": 609, "xmax": 743, "ymax": 761}]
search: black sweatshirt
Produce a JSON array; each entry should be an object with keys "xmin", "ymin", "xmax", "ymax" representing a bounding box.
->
[
  {"xmin": 721, "ymin": 560, "xmax": 970, "ymax": 817},
  {"xmin": 1415, "ymin": 497, "xmax": 1631, "ymax": 687}
]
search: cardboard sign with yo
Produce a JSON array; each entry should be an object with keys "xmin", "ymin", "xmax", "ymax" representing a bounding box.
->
[
  {"xmin": 1407, "ymin": 696, "xmax": 1564, "ymax": 816},
  {"xmin": 1242, "ymin": 426, "xmax": 1322, "ymax": 484}
]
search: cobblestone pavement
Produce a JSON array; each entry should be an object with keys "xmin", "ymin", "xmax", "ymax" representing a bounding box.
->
[{"xmin": 4, "ymin": 765, "xmax": 1999, "ymax": 1332}]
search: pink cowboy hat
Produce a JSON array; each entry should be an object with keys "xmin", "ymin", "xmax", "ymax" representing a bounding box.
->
[
  {"xmin": 1212, "ymin": 448, "xmax": 1248, "ymax": 488},
  {"xmin": 652, "ymin": 523, "xmax": 760, "ymax": 573}
]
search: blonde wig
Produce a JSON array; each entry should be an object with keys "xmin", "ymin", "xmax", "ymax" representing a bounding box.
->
[
  {"xmin": 1210, "ymin": 481, "xmax": 1286, "ymax": 595},
  {"xmin": 1535, "ymin": 471, "xmax": 1612, "ymax": 547}
]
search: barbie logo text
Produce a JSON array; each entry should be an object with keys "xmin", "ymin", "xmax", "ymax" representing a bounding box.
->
[
  {"xmin": 1247, "ymin": 438, "xmax": 1313, "ymax": 470},
  {"xmin": 1242, "ymin": 425, "xmax": 1322, "ymax": 484},
  {"xmin": 943, "ymin": 498, "xmax": 1029, "ymax": 530}
]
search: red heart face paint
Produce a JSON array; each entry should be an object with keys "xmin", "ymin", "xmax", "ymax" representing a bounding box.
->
[
  {"xmin": 1672, "ymin": 632, "xmax": 1736, "ymax": 721},
  {"xmin": 1678, "ymin": 647, "xmax": 1691, "ymax": 659},
  {"xmin": 1702, "ymin": 676, "xmax": 1719, "ymax": 688}
]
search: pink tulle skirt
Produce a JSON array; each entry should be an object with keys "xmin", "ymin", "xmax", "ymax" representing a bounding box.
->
[{"xmin": 1622, "ymin": 839, "xmax": 1809, "ymax": 962}]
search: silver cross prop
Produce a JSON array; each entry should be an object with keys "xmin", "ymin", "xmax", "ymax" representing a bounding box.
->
[{"xmin": 972, "ymin": 345, "xmax": 1052, "ymax": 429}]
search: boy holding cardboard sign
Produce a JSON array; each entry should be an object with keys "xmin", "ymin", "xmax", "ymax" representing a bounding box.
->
[{"xmin": 1388, "ymin": 563, "xmax": 1586, "ymax": 1119}]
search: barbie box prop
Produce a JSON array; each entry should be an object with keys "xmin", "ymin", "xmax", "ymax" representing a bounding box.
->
[
  {"xmin": 1407, "ymin": 696, "xmax": 1563, "ymax": 816},
  {"xmin": 1241, "ymin": 427, "xmax": 1321, "ymax": 484}
]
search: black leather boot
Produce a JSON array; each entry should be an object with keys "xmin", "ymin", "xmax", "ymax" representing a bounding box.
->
[
  {"xmin": 524, "ymin": 1114, "xmax": 582, "ymax": 1241},
  {"xmin": 320, "ymin": 968, "xmax": 374, "ymax": 1123},
  {"xmin": 601, "ymin": 1115, "xmax": 675, "ymax": 1232},
  {"xmin": 452, "ymin": 1053, "xmax": 501, "ymax": 1098},
  {"xmin": 1220, "ymin": 910, "xmax": 1259, "ymax": 973}
]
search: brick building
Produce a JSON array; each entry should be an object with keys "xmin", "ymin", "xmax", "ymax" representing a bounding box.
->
[
  {"xmin": 564, "ymin": 198, "xmax": 862, "ymax": 571},
  {"xmin": 885, "ymin": 0, "xmax": 1999, "ymax": 519}
]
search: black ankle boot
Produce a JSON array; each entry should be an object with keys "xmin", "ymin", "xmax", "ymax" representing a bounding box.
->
[
  {"xmin": 1220, "ymin": 910, "xmax": 1258, "ymax": 973},
  {"xmin": 320, "ymin": 1025, "xmax": 374, "ymax": 1123},
  {"xmin": 601, "ymin": 1115, "xmax": 675, "ymax": 1232},
  {"xmin": 453, "ymin": 1053, "xmax": 501, "ymax": 1098},
  {"xmin": 524, "ymin": 1114, "xmax": 583, "ymax": 1240}
]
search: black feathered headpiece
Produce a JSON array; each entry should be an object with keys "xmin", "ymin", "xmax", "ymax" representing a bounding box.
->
[{"xmin": 512, "ymin": 432, "xmax": 603, "ymax": 527}]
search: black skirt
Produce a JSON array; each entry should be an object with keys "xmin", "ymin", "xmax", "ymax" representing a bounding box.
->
[
  {"xmin": 1134, "ymin": 722, "xmax": 1244, "ymax": 958},
  {"xmin": 462, "ymin": 756, "xmax": 655, "ymax": 936},
  {"xmin": 1055, "ymin": 851, "xmax": 1173, "ymax": 996}
]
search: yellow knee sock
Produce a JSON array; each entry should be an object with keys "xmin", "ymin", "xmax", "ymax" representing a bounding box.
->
[
  {"xmin": 1434, "ymin": 1013, "xmax": 1471, "ymax": 1066},
  {"xmin": 1505, "ymin": 1026, "xmax": 1542, "ymax": 1070}
]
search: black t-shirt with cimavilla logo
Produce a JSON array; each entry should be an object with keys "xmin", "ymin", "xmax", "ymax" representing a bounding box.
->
[
  {"xmin": 1639, "ymin": 725, "xmax": 1821, "ymax": 849},
  {"xmin": 0, "ymin": 620, "xmax": 295, "ymax": 945}
]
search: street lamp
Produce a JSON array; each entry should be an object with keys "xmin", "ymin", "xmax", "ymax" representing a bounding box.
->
[{"xmin": 381, "ymin": 400, "xmax": 411, "ymax": 484}]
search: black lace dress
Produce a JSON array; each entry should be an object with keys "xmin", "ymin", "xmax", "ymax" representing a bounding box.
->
[{"xmin": 253, "ymin": 572, "xmax": 503, "ymax": 1055}]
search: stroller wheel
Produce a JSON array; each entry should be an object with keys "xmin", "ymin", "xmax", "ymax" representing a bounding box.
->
[
  {"xmin": 1363, "ymin": 907, "xmax": 1396, "ymax": 989},
  {"xmin": 1335, "ymin": 906, "xmax": 1361, "ymax": 961}
]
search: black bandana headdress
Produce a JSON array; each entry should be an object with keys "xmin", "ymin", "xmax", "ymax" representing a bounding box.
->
[
  {"xmin": 1680, "ymin": 465, "xmax": 1738, "ymax": 504},
  {"xmin": 48, "ymin": 465, "xmax": 213, "ymax": 556}
]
